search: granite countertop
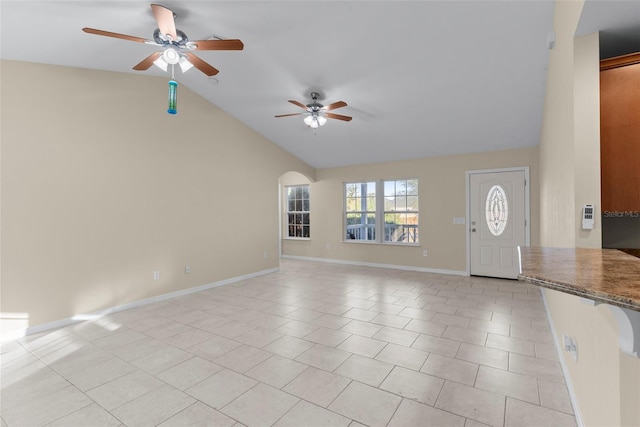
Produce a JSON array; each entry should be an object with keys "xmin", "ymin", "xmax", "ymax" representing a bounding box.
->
[{"xmin": 517, "ymin": 247, "xmax": 640, "ymax": 311}]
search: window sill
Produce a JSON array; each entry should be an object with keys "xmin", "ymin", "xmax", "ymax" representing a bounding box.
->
[
  {"xmin": 342, "ymin": 240, "xmax": 420, "ymax": 247},
  {"xmin": 284, "ymin": 237, "xmax": 311, "ymax": 241}
]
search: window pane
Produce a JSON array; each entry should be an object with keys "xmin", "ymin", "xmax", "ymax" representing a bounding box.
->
[
  {"xmin": 346, "ymin": 213, "xmax": 362, "ymax": 225},
  {"xmin": 303, "ymin": 200, "xmax": 310, "ymax": 211},
  {"xmin": 397, "ymin": 180, "xmax": 407, "ymax": 196},
  {"xmin": 346, "ymin": 213, "xmax": 361, "ymax": 239},
  {"xmin": 384, "ymin": 181, "xmax": 395, "ymax": 196},
  {"xmin": 348, "ymin": 197, "xmax": 361, "ymax": 212},
  {"xmin": 407, "ymin": 195, "xmax": 418, "ymax": 211},
  {"xmin": 396, "ymin": 196, "xmax": 407, "ymax": 211},
  {"xmin": 384, "ymin": 212, "xmax": 398, "ymax": 223},
  {"xmin": 365, "ymin": 182, "xmax": 376, "ymax": 196},
  {"xmin": 384, "ymin": 196, "xmax": 395, "ymax": 211},
  {"xmin": 407, "ymin": 179, "xmax": 418, "ymax": 195}
]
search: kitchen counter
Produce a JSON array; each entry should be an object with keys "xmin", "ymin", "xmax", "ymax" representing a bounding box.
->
[{"xmin": 517, "ymin": 247, "xmax": 640, "ymax": 311}]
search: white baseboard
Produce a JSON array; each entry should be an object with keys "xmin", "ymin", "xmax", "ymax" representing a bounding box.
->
[
  {"xmin": 281, "ymin": 255, "xmax": 468, "ymax": 277},
  {"xmin": 1, "ymin": 267, "xmax": 280, "ymax": 342},
  {"xmin": 540, "ymin": 288, "xmax": 584, "ymax": 427}
]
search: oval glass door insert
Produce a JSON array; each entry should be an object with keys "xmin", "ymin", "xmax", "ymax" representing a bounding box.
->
[{"xmin": 485, "ymin": 185, "xmax": 509, "ymax": 236}]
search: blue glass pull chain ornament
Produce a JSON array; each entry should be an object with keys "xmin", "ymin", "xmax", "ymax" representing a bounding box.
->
[{"xmin": 167, "ymin": 64, "xmax": 177, "ymax": 114}]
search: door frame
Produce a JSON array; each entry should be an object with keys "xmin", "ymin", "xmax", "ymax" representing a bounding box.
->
[{"xmin": 465, "ymin": 167, "xmax": 530, "ymax": 276}]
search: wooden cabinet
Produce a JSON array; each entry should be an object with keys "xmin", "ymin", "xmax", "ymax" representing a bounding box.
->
[{"xmin": 600, "ymin": 53, "xmax": 640, "ymax": 212}]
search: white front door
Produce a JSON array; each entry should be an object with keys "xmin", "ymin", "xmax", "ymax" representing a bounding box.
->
[{"xmin": 469, "ymin": 170, "xmax": 527, "ymax": 279}]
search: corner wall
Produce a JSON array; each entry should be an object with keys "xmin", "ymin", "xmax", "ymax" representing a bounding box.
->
[{"xmin": 0, "ymin": 60, "xmax": 314, "ymax": 332}]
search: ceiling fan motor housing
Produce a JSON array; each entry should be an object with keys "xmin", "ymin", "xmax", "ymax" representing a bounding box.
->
[{"xmin": 153, "ymin": 28, "xmax": 188, "ymax": 46}]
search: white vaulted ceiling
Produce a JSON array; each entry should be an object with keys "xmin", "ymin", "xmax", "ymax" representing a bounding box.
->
[{"xmin": 1, "ymin": 1, "xmax": 638, "ymax": 168}]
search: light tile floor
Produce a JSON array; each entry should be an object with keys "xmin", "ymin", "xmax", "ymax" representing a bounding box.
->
[{"xmin": 1, "ymin": 259, "xmax": 577, "ymax": 426}]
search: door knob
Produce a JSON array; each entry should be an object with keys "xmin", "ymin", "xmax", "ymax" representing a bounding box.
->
[{"xmin": 471, "ymin": 228, "xmax": 476, "ymax": 232}]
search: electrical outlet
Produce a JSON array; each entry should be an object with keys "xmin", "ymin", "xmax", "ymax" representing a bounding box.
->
[
  {"xmin": 423, "ymin": 250, "xmax": 428, "ymax": 257},
  {"xmin": 185, "ymin": 266, "xmax": 191, "ymax": 274},
  {"xmin": 263, "ymin": 251, "xmax": 268, "ymax": 259},
  {"xmin": 153, "ymin": 271, "xmax": 160, "ymax": 280},
  {"xmin": 563, "ymin": 335, "xmax": 578, "ymax": 361}
]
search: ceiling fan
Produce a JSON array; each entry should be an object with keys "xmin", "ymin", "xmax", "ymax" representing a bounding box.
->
[
  {"xmin": 82, "ymin": 4, "xmax": 243, "ymax": 77},
  {"xmin": 275, "ymin": 92, "xmax": 352, "ymax": 128}
]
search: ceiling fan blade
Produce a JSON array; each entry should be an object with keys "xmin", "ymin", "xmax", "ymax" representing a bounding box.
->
[
  {"xmin": 151, "ymin": 4, "xmax": 178, "ymax": 40},
  {"xmin": 132, "ymin": 52, "xmax": 163, "ymax": 70},
  {"xmin": 325, "ymin": 112, "xmax": 353, "ymax": 122},
  {"xmin": 183, "ymin": 52, "xmax": 219, "ymax": 76},
  {"xmin": 82, "ymin": 27, "xmax": 152, "ymax": 44},
  {"xmin": 288, "ymin": 100, "xmax": 309, "ymax": 110},
  {"xmin": 189, "ymin": 39, "xmax": 244, "ymax": 51},
  {"xmin": 324, "ymin": 101, "xmax": 347, "ymax": 111},
  {"xmin": 275, "ymin": 113, "xmax": 304, "ymax": 118}
]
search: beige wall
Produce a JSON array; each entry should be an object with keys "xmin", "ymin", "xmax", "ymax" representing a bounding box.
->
[
  {"xmin": 538, "ymin": 1, "xmax": 580, "ymax": 248},
  {"xmin": 0, "ymin": 60, "xmax": 314, "ymax": 331},
  {"xmin": 544, "ymin": 290, "xmax": 621, "ymax": 426},
  {"xmin": 538, "ymin": 1, "xmax": 640, "ymax": 425},
  {"xmin": 282, "ymin": 147, "xmax": 539, "ymax": 273},
  {"xmin": 539, "ymin": 4, "xmax": 601, "ymax": 249},
  {"xmin": 574, "ymin": 32, "xmax": 602, "ymax": 249}
]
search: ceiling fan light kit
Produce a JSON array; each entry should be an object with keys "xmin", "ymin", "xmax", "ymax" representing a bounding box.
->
[
  {"xmin": 304, "ymin": 114, "xmax": 327, "ymax": 128},
  {"xmin": 275, "ymin": 91, "xmax": 352, "ymax": 129},
  {"xmin": 82, "ymin": 3, "xmax": 244, "ymax": 114}
]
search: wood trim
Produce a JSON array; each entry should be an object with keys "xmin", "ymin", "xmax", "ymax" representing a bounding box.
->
[
  {"xmin": 600, "ymin": 56, "xmax": 640, "ymax": 212},
  {"xmin": 600, "ymin": 52, "xmax": 640, "ymax": 71}
]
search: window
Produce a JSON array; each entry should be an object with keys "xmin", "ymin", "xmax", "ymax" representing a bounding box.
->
[
  {"xmin": 345, "ymin": 179, "xmax": 419, "ymax": 244},
  {"xmin": 286, "ymin": 185, "xmax": 310, "ymax": 238},
  {"xmin": 345, "ymin": 182, "xmax": 377, "ymax": 241},
  {"xmin": 384, "ymin": 179, "xmax": 419, "ymax": 243}
]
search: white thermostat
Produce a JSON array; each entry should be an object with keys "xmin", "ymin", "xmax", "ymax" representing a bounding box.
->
[{"xmin": 582, "ymin": 204, "xmax": 594, "ymax": 230}]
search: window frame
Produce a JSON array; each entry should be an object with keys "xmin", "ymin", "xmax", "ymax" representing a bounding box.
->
[
  {"xmin": 383, "ymin": 178, "xmax": 419, "ymax": 244},
  {"xmin": 343, "ymin": 178, "xmax": 419, "ymax": 245},
  {"xmin": 344, "ymin": 181, "xmax": 378, "ymax": 242},
  {"xmin": 285, "ymin": 184, "xmax": 310, "ymax": 240}
]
